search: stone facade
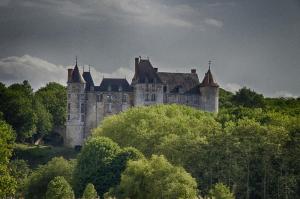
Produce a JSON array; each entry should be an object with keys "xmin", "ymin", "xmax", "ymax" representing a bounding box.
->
[{"xmin": 66, "ymin": 57, "xmax": 219, "ymax": 147}]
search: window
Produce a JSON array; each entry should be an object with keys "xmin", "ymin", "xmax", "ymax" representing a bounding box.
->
[
  {"xmin": 107, "ymin": 95, "xmax": 112, "ymax": 103},
  {"xmin": 81, "ymin": 103, "xmax": 85, "ymax": 113},
  {"xmin": 151, "ymin": 84, "xmax": 155, "ymax": 91},
  {"xmin": 163, "ymin": 86, "xmax": 167, "ymax": 93},
  {"xmin": 67, "ymin": 114, "xmax": 70, "ymax": 121},
  {"xmin": 81, "ymin": 114, "xmax": 85, "ymax": 122},
  {"xmin": 122, "ymin": 94, "xmax": 127, "ymax": 103},
  {"xmin": 67, "ymin": 103, "xmax": 71, "ymax": 112},
  {"xmin": 108, "ymin": 85, "xmax": 111, "ymax": 91},
  {"xmin": 145, "ymin": 94, "xmax": 149, "ymax": 101},
  {"xmin": 151, "ymin": 93, "xmax": 156, "ymax": 101},
  {"xmin": 97, "ymin": 94, "xmax": 103, "ymax": 102},
  {"xmin": 68, "ymin": 94, "xmax": 71, "ymax": 98}
]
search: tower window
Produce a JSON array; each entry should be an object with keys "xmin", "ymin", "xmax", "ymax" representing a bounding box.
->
[
  {"xmin": 122, "ymin": 94, "xmax": 127, "ymax": 103},
  {"xmin": 145, "ymin": 94, "xmax": 149, "ymax": 101},
  {"xmin": 81, "ymin": 114, "xmax": 85, "ymax": 122},
  {"xmin": 68, "ymin": 103, "xmax": 71, "ymax": 113},
  {"xmin": 68, "ymin": 94, "xmax": 71, "ymax": 98},
  {"xmin": 97, "ymin": 94, "xmax": 103, "ymax": 102},
  {"xmin": 151, "ymin": 94, "xmax": 156, "ymax": 101},
  {"xmin": 68, "ymin": 114, "xmax": 70, "ymax": 121},
  {"xmin": 81, "ymin": 103, "xmax": 85, "ymax": 113}
]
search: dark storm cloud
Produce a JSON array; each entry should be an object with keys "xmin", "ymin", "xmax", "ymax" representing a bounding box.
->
[{"xmin": 0, "ymin": 0, "xmax": 299, "ymax": 97}]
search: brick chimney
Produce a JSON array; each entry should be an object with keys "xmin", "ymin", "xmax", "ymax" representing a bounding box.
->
[
  {"xmin": 68, "ymin": 69, "xmax": 73, "ymax": 82},
  {"xmin": 154, "ymin": 67, "xmax": 158, "ymax": 72},
  {"xmin": 191, "ymin": 69, "xmax": 196, "ymax": 74}
]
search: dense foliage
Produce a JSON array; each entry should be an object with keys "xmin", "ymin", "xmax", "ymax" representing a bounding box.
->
[
  {"xmin": 45, "ymin": 176, "xmax": 74, "ymax": 199},
  {"xmin": 24, "ymin": 157, "xmax": 75, "ymax": 199},
  {"xmin": 82, "ymin": 183, "xmax": 98, "ymax": 199},
  {"xmin": 94, "ymin": 102, "xmax": 300, "ymax": 198},
  {"xmin": 209, "ymin": 183, "xmax": 235, "ymax": 199},
  {"xmin": 73, "ymin": 137, "xmax": 144, "ymax": 197},
  {"xmin": 0, "ymin": 81, "xmax": 66, "ymax": 143},
  {"xmin": 108, "ymin": 155, "xmax": 198, "ymax": 199},
  {"xmin": 0, "ymin": 120, "xmax": 16, "ymax": 197}
]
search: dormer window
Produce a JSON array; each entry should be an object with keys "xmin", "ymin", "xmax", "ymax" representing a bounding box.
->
[{"xmin": 108, "ymin": 85, "xmax": 111, "ymax": 91}]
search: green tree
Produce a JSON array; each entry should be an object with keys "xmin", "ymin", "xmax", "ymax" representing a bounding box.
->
[
  {"xmin": 24, "ymin": 157, "xmax": 74, "ymax": 199},
  {"xmin": 9, "ymin": 159, "xmax": 31, "ymax": 198},
  {"xmin": 109, "ymin": 155, "xmax": 198, "ymax": 199},
  {"xmin": 208, "ymin": 183, "xmax": 235, "ymax": 199},
  {"xmin": 33, "ymin": 98, "xmax": 53, "ymax": 144},
  {"xmin": 35, "ymin": 82, "xmax": 66, "ymax": 127},
  {"xmin": 45, "ymin": 176, "xmax": 74, "ymax": 199},
  {"xmin": 0, "ymin": 120, "xmax": 16, "ymax": 197},
  {"xmin": 82, "ymin": 183, "xmax": 98, "ymax": 199},
  {"xmin": 73, "ymin": 137, "xmax": 143, "ymax": 198},
  {"xmin": 232, "ymin": 87, "xmax": 265, "ymax": 108}
]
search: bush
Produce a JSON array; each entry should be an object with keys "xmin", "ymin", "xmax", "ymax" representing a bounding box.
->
[
  {"xmin": 82, "ymin": 183, "xmax": 98, "ymax": 199},
  {"xmin": 208, "ymin": 183, "xmax": 235, "ymax": 199},
  {"xmin": 73, "ymin": 137, "xmax": 143, "ymax": 198},
  {"xmin": 109, "ymin": 155, "xmax": 198, "ymax": 199},
  {"xmin": 45, "ymin": 176, "xmax": 74, "ymax": 199},
  {"xmin": 24, "ymin": 157, "xmax": 75, "ymax": 199}
]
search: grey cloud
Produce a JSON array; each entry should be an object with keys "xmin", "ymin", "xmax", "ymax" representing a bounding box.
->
[{"xmin": 0, "ymin": 55, "xmax": 133, "ymax": 90}]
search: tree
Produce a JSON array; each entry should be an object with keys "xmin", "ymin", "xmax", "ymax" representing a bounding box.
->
[
  {"xmin": 24, "ymin": 157, "xmax": 74, "ymax": 199},
  {"xmin": 35, "ymin": 82, "xmax": 66, "ymax": 127},
  {"xmin": 33, "ymin": 98, "xmax": 53, "ymax": 144},
  {"xmin": 0, "ymin": 120, "xmax": 16, "ymax": 197},
  {"xmin": 45, "ymin": 176, "xmax": 74, "ymax": 199},
  {"xmin": 208, "ymin": 183, "xmax": 235, "ymax": 199},
  {"xmin": 109, "ymin": 155, "xmax": 198, "ymax": 199},
  {"xmin": 0, "ymin": 81, "xmax": 37, "ymax": 141},
  {"xmin": 9, "ymin": 159, "xmax": 31, "ymax": 198},
  {"xmin": 73, "ymin": 137, "xmax": 143, "ymax": 198},
  {"xmin": 232, "ymin": 87, "xmax": 265, "ymax": 108},
  {"xmin": 82, "ymin": 183, "xmax": 98, "ymax": 199}
]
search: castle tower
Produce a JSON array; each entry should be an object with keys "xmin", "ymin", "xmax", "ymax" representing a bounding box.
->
[
  {"xmin": 131, "ymin": 57, "xmax": 164, "ymax": 106},
  {"xmin": 199, "ymin": 62, "xmax": 219, "ymax": 113},
  {"xmin": 66, "ymin": 59, "xmax": 86, "ymax": 148}
]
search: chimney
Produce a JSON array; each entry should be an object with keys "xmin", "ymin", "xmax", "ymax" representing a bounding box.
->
[
  {"xmin": 154, "ymin": 67, "xmax": 158, "ymax": 72},
  {"xmin": 135, "ymin": 57, "xmax": 139, "ymax": 74},
  {"xmin": 68, "ymin": 69, "xmax": 73, "ymax": 82},
  {"xmin": 191, "ymin": 69, "xmax": 196, "ymax": 74}
]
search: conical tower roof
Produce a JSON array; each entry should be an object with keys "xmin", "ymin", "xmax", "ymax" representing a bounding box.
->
[
  {"xmin": 70, "ymin": 59, "xmax": 85, "ymax": 83},
  {"xmin": 200, "ymin": 68, "xmax": 218, "ymax": 87}
]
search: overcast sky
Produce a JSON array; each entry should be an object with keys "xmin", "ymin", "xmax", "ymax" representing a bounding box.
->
[{"xmin": 0, "ymin": 0, "xmax": 299, "ymax": 97}]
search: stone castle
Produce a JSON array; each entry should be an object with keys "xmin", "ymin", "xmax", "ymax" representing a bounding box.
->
[{"xmin": 66, "ymin": 57, "xmax": 219, "ymax": 147}]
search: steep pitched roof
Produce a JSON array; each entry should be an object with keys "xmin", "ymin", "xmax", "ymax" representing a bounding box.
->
[
  {"xmin": 70, "ymin": 64, "xmax": 85, "ymax": 83},
  {"xmin": 132, "ymin": 59, "xmax": 162, "ymax": 84},
  {"xmin": 158, "ymin": 72, "xmax": 200, "ymax": 94},
  {"xmin": 83, "ymin": 71, "xmax": 94, "ymax": 91},
  {"xmin": 97, "ymin": 78, "xmax": 133, "ymax": 92},
  {"xmin": 199, "ymin": 69, "xmax": 219, "ymax": 87}
]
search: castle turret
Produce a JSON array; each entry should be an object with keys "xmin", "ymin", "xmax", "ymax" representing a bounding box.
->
[
  {"xmin": 66, "ymin": 59, "xmax": 86, "ymax": 148},
  {"xmin": 199, "ymin": 65, "xmax": 219, "ymax": 113}
]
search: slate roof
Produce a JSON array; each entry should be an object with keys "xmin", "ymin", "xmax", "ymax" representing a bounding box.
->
[
  {"xmin": 70, "ymin": 64, "xmax": 85, "ymax": 83},
  {"xmin": 158, "ymin": 72, "xmax": 200, "ymax": 94},
  {"xmin": 132, "ymin": 59, "xmax": 162, "ymax": 84},
  {"xmin": 199, "ymin": 69, "xmax": 219, "ymax": 87},
  {"xmin": 83, "ymin": 71, "xmax": 94, "ymax": 91},
  {"xmin": 97, "ymin": 78, "xmax": 133, "ymax": 92}
]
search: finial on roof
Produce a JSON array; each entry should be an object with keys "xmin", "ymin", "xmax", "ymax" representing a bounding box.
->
[
  {"xmin": 75, "ymin": 56, "xmax": 78, "ymax": 66},
  {"xmin": 208, "ymin": 60, "xmax": 212, "ymax": 70}
]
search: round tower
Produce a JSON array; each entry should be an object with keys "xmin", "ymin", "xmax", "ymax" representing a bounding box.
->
[
  {"xmin": 199, "ymin": 64, "xmax": 219, "ymax": 113},
  {"xmin": 66, "ymin": 58, "xmax": 86, "ymax": 148}
]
